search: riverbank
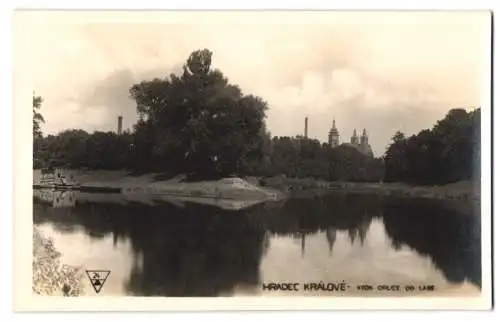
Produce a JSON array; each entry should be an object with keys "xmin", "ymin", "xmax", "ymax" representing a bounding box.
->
[
  {"xmin": 33, "ymin": 169, "xmax": 284, "ymax": 202},
  {"xmin": 260, "ymin": 175, "xmax": 479, "ymax": 202},
  {"xmin": 33, "ymin": 169, "xmax": 479, "ymax": 202},
  {"xmin": 32, "ymin": 227, "xmax": 84, "ymax": 296}
]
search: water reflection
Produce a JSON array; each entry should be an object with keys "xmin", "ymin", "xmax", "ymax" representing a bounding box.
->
[
  {"xmin": 33, "ymin": 191, "xmax": 481, "ymax": 296},
  {"xmin": 383, "ymin": 199, "xmax": 481, "ymax": 287}
]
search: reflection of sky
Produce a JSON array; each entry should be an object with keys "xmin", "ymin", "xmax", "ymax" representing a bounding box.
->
[
  {"xmin": 36, "ymin": 223, "xmax": 134, "ymax": 296},
  {"xmin": 259, "ymin": 218, "xmax": 479, "ymax": 295}
]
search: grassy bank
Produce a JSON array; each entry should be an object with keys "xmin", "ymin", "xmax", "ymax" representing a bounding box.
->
[
  {"xmin": 33, "ymin": 169, "xmax": 479, "ymax": 202},
  {"xmin": 336, "ymin": 180, "xmax": 479, "ymax": 201},
  {"xmin": 33, "ymin": 227, "xmax": 84, "ymax": 296},
  {"xmin": 260, "ymin": 175, "xmax": 479, "ymax": 202}
]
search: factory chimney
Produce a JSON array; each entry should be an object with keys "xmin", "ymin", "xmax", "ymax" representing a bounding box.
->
[
  {"xmin": 117, "ymin": 116, "xmax": 123, "ymax": 135},
  {"xmin": 304, "ymin": 117, "xmax": 308, "ymax": 138}
]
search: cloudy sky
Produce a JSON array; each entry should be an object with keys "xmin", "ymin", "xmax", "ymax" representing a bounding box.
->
[{"xmin": 14, "ymin": 11, "xmax": 491, "ymax": 156}]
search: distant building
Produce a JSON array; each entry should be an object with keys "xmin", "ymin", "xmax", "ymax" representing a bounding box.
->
[
  {"xmin": 350, "ymin": 129, "xmax": 359, "ymax": 145},
  {"xmin": 304, "ymin": 117, "xmax": 308, "ymax": 138},
  {"xmin": 347, "ymin": 128, "xmax": 374, "ymax": 157},
  {"xmin": 328, "ymin": 119, "xmax": 340, "ymax": 147},
  {"xmin": 327, "ymin": 118, "xmax": 374, "ymax": 157},
  {"xmin": 117, "ymin": 116, "xmax": 123, "ymax": 135}
]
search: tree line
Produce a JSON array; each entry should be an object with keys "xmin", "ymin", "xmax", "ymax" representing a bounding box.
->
[
  {"xmin": 33, "ymin": 48, "xmax": 480, "ymax": 185},
  {"xmin": 383, "ymin": 108, "xmax": 480, "ymax": 185},
  {"xmin": 33, "ymin": 128, "xmax": 384, "ymax": 182}
]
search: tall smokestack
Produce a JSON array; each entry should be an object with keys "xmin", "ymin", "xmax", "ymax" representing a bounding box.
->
[
  {"xmin": 304, "ymin": 117, "xmax": 308, "ymax": 138},
  {"xmin": 117, "ymin": 116, "xmax": 123, "ymax": 135}
]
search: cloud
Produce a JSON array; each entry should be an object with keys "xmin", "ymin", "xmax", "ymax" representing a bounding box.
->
[{"xmin": 16, "ymin": 11, "xmax": 490, "ymax": 156}]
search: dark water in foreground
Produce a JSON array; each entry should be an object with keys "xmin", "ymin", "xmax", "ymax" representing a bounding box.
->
[{"xmin": 33, "ymin": 192, "xmax": 481, "ymax": 297}]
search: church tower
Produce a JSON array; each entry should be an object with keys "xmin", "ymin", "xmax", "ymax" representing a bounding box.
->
[
  {"xmin": 360, "ymin": 128, "xmax": 368, "ymax": 146},
  {"xmin": 350, "ymin": 129, "xmax": 359, "ymax": 145},
  {"xmin": 359, "ymin": 129, "xmax": 374, "ymax": 157},
  {"xmin": 328, "ymin": 119, "xmax": 340, "ymax": 148}
]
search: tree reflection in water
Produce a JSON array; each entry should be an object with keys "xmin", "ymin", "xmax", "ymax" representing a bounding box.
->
[
  {"xmin": 33, "ymin": 192, "xmax": 481, "ymax": 296},
  {"xmin": 382, "ymin": 198, "xmax": 481, "ymax": 288},
  {"xmin": 35, "ymin": 199, "xmax": 267, "ymax": 296}
]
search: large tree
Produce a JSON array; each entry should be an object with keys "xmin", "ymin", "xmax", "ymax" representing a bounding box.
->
[
  {"xmin": 129, "ymin": 49, "xmax": 268, "ymax": 179},
  {"xmin": 33, "ymin": 93, "xmax": 45, "ymax": 138}
]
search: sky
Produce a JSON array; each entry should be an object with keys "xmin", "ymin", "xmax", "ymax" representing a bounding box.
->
[{"xmin": 14, "ymin": 11, "xmax": 491, "ymax": 156}]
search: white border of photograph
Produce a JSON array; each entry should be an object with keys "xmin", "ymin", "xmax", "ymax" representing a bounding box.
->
[{"xmin": 2, "ymin": 0, "xmax": 498, "ymax": 321}]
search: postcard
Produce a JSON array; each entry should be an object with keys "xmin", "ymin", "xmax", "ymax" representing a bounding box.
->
[{"xmin": 13, "ymin": 10, "xmax": 492, "ymax": 311}]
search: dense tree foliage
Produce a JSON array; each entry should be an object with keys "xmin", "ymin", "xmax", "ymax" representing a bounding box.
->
[
  {"xmin": 33, "ymin": 129, "xmax": 384, "ymax": 182},
  {"xmin": 384, "ymin": 108, "xmax": 480, "ymax": 185},
  {"xmin": 34, "ymin": 130, "xmax": 133, "ymax": 170},
  {"xmin": 128, "ymin": 49, "xmax": 268, "ymax": 180},
  {"xmin": 260, "ymin": 136, "xmax": 384, "ymax": 182}
]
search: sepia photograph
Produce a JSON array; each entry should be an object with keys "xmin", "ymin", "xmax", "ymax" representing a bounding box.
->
[{"xmin": 13, "ymin": 9, "xmax": 492, "ymax": 311}]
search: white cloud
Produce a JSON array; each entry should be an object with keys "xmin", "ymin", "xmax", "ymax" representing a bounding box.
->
[{"xmin": 15, "ymin": 11, "xmax": 491, "ymax": 156}]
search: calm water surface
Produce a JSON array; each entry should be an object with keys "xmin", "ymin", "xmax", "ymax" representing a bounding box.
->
[{"xmin": 33, "ymin": 191, "xmax": 481, "ymax": 297}]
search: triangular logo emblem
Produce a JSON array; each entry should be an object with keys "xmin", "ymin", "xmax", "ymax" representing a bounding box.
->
[{"xmin": 85, "ymin": 270, "xmax": 110, "ymax": 294}]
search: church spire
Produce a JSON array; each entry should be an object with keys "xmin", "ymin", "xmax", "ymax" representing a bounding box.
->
[
  {"xmin": 350, "ymin": 129, "xmax": 359, "ymax": 145},
  {"xmin": 328, "ymin": 117, "xmax": 340, "ymax": 148},
  {"xmin": 360, "ymin": 128, "xmax": 368, "ymax": 145}
]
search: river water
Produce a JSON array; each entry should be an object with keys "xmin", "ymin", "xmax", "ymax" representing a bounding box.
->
[{"xmin": 33, "ymin": 191, "xmax": 481, "ymax": 297}]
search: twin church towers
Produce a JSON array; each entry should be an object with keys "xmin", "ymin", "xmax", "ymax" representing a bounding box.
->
[
  {"xmin": 327, "ymin": 118, "xmax": 374, "ymax": 157},
  {"xmin": 303, "ymin": 117, "xmax": 374, "ymax": 157},
  {"xmin": 298, "ymin": 117, "xmax": 373, "ymax": 157}
]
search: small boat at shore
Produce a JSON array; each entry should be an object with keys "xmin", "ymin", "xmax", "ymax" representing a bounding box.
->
[{"xmin": 33, "ymin": 168, "xmax": 80, "ymax": 190}]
